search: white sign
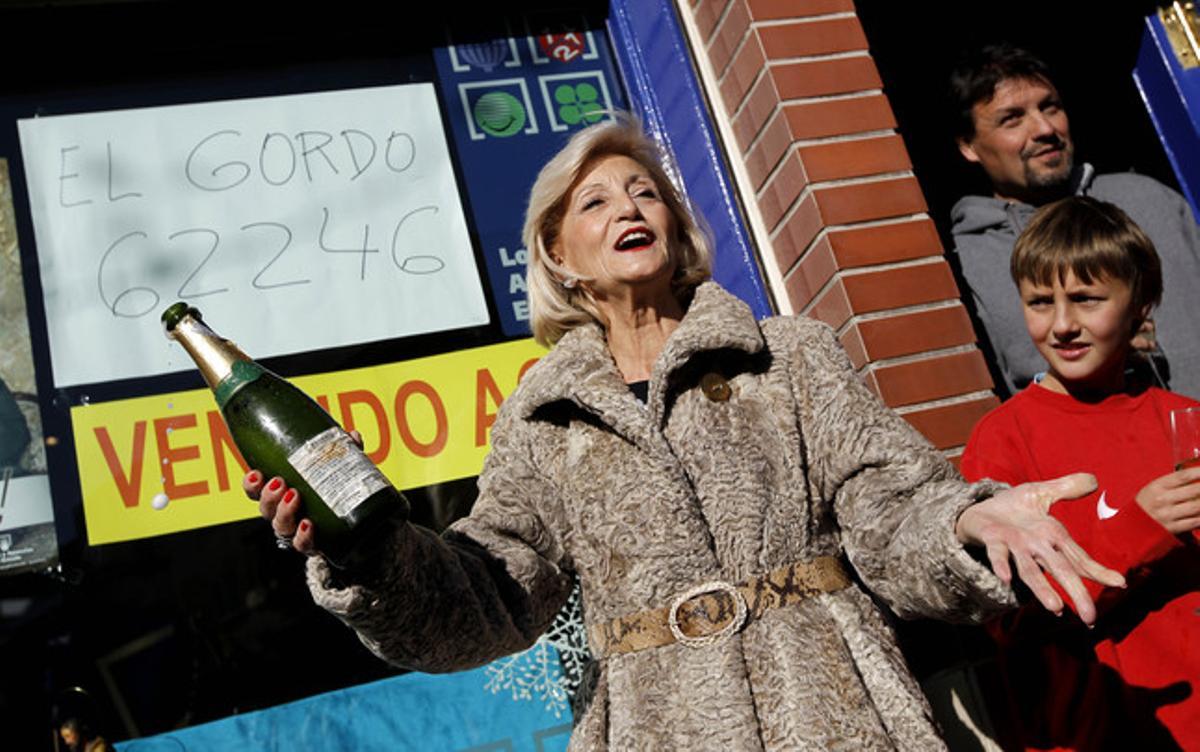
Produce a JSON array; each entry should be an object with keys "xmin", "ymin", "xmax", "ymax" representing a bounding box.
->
[
  {"xmin": 18, "ymin": 84, "xmax": 489, "ymax": 387},
  {"xmin": 0, "ymin": 473, "xmax": 54, "ymax": 532}
]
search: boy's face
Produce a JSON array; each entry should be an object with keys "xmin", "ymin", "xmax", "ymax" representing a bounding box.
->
[{"xmin": 1019, "ymin": 270, "xmax": 1141, "ymax": 393}]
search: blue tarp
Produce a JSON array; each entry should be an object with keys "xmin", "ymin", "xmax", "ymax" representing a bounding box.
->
[{"xmin": 117, "ymin": 655, "xmax": 573, "ymax": 752}]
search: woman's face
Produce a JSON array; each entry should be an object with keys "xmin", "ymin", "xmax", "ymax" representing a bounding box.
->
[{"xmin": 554, "ymin": 154, "xmax": 678, "ymax": 299}]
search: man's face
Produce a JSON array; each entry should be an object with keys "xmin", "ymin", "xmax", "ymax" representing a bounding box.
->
[
  {"xmin": 60, "ymin": 726, "xmax": 79, "ymax": 747},
  {"xmin": 958, "ymin": 76, "xmax": 1074, "ymax": 204}
]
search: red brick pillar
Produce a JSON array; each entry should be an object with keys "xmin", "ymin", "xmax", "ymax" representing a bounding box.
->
[{"xmin": 680, "ymin": 0, "xmax": 998, "ymax": 462}]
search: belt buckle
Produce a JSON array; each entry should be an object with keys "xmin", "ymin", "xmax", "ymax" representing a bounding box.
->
[{"xmin": 667, "ymin": 580, "xmax": 748, "ymax": 648}]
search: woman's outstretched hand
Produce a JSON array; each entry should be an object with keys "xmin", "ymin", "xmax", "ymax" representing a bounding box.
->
[
  {"xmin": 243, "ymin": 471, "xmax": 318, "ymax": 555},
  {"xmin": 955, "ymin": 472, "xmax": 1126, "ymax": 626}
]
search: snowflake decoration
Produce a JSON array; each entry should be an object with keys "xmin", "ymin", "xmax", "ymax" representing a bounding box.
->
[{"xmin": 483, "ymin": 580, "xmax": 593, "ymax": 718}]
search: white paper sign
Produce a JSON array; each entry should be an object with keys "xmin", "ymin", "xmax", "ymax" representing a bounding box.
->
[
  {"xmin": 18, "ymin": 84, "xmax": 489, "ymax": 387},
  {"xmin": 0, "ymin": 473, "xmax": 54, "ymax": 532}
]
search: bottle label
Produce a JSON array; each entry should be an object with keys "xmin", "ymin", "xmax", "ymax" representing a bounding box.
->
[{"xmin": 287, "ymin": 428, "xmax": 391, "ymax": 520}]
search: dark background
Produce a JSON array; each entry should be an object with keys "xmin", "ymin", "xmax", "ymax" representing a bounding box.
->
[{"xmin": 856, "ymin": 0, "xmax": 1178, "ymax": 230}]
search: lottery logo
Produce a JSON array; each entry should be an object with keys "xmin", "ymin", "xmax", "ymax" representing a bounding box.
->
[
  {"xmin": 554, "ymin": 83, "xmax": 603, "ymax": 126},
  {"xmin": 538, "ymin": 32, "xmax": 585, "ymax": 63},
  {"xmin": 473, "ymin": 92, "xmax": 527, "ymax": 138},
  {"xmin": 457, "ymin": 40, "xmax": 513, "ymax": 72},
  {"xmin": 539, "ymin": 73, "xmax": 613, "ymax": 132}
]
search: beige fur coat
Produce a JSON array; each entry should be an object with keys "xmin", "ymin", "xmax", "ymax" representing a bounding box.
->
[{"xmin": 308, "ymin": 282, "xmax": 1017, "ymax": 750}]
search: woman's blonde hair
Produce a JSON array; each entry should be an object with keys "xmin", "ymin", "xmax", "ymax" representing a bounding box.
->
[{"xmin": 522, "ymin": 115, "xmax": 712, "ymax": 346}]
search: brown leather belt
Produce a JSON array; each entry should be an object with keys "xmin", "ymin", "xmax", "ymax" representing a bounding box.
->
[{"xmin": 589, "ymin": 556, "xmax": 852, "ymax": 657}]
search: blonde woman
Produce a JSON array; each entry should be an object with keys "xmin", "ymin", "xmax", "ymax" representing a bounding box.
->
[{"xmin": 248, "ymin": 117, "xmax": 1120, "ymax": 750}]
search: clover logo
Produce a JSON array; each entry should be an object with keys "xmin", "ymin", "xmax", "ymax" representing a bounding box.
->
[{"xmin": 554, "ymin": 83, "xmax": 604, "ymax": 126}]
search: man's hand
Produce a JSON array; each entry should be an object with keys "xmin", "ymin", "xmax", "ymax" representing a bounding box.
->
[
  {"xmin": 956, "ymin": 473, "xmax": 1125, "ymax": 625},
  {"xmin": 1131, "ymin": 317, "xmax": 1157, "ymax": 353}
]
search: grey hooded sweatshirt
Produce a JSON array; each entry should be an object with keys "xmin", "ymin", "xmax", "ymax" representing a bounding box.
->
[{"xmin": 950, "ymin": 163, "xmax": 1200, "ymax": 399}]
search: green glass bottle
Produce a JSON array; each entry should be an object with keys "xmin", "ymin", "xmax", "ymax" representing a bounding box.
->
[{"xmin": 162, "ymin": 302, "xmax": 406, "ymax": 564}]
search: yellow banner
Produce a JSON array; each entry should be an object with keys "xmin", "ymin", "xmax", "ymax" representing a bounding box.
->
[{"xmin": 72, "ymin": 338, "xmax": 547, "ymax": 545}]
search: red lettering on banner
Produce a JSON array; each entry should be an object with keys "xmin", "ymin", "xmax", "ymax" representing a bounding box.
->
[
  {"xmin": 154, "ymin": 415, "xmax": 209, "ymax": 499},
  {"xmin": 207, "ymin": 410, "xmax": 248, "ymax": 492},
  {"xmin": 338, "ymin": 389, "xmax": 391, "ymax": 463},
  {"xmin": 316, "ymin": 394, "xmax": 331, "ymax": 412},
  {"xmin": 475, "ymin": 368, "xmax": 504, "ymax": 447},
  {"xmin": 394, "ymin": 380, "xmax": 448, "ymax": 458},
  {"xmin": 94, "ymin": 422, "xmax": 147, "ymax": 508}
]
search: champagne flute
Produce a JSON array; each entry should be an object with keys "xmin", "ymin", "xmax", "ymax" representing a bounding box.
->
[
  {"xmin": 1170, "ymin": 407, "xmax": 1200, "ymax": 544},
  {"xmin": 1171, "ymin": 407, "xmax": 1200, "ymax": 471}
]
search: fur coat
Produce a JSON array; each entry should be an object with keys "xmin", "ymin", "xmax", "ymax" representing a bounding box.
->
[{"xmin": 307, "ymin": 282, "xmax": 1017, "ymax": 750}]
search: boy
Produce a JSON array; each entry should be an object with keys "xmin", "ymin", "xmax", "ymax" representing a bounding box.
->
[{"xmin": 961, "ymin": 196, "xmax": 1200, "ymax": 751}]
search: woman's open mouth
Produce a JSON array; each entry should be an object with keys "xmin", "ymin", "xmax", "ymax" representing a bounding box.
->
[{"xmin": 615, "ymin": 227, "xmax": 656, "ymax": 252}]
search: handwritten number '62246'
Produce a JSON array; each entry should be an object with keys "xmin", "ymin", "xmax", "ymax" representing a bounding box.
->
[{"xmin": 97, "ymin": 206, "xmax": 445, "ymax": 318}]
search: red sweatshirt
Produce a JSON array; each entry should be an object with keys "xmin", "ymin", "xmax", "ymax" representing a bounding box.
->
[{"xmin": 961, "ymin": 383, "xmax": 1200, "ymax": 751}]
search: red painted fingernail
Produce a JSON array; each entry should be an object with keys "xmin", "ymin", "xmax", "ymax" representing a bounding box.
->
[
  {"xmin": 268, "ymin": 478, "xmax": 282, "ymax": 492},
  {"xmin": 283, "ymin": 489, "xmax": 297, "ymax": 505},
  {"xmin": 299, "ymin": 520, "xmax": 310, "ymax": 533},
  {"xmin": 248, "ymin": 471, "xmax": 261, "ymax": 484}
]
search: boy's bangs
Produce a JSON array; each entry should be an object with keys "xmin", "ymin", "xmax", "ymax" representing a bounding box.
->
[
  {"xmin": 1022, "ymin": 245, "xmax": 1129, "ymax": 290},
  {"xmin": 1011, "ymin": 196, "xmax": 1162, "ymax": 311}
]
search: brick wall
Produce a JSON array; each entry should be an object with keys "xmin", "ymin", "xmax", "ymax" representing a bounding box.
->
[{"xmin": 679, "ymin": 0, "xmax": 998, "ymax": 461}]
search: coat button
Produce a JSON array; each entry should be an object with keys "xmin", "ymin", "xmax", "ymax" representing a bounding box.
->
[{"xmin": 700, "ymin": 372, "xmax": 732, "ymax": 402}]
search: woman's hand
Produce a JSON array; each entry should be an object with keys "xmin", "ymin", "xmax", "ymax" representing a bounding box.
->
[
  {"xmin": 1135, "ymin": 466, "xmax": 1200, "ymax": 534},
  {"xmin": 955, "ymin": 472, "xmax": 1126, "ymax": 626},
  {"xmin": 240, "ymin": 430, "xmax": 363, "ymax": 555},
  {"xmin": 242, "ymin": 471, "xmax": 318, "ymax": 555}
]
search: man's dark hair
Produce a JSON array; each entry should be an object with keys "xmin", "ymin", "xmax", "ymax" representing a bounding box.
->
[{"xmin": 950, "ymin": 44, "xmax": 1055, "ymax": 141}]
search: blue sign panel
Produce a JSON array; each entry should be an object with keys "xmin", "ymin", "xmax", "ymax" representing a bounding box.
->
[
  {"xmin": 608, "ymin": 0, "xmax": 773, "ymax": 319},
  {"xmin": 435, "ymin": 13, "xmax": 627, "ymax": 336},
  {"xmin": 1135, "ymin": 12, "xmax": 1200, "ymax": 222}
]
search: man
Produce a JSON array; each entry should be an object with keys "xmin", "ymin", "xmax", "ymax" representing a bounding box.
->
[{"xmin": 949, "ymin": 44, "xmax": 1200, "ymax": 399}]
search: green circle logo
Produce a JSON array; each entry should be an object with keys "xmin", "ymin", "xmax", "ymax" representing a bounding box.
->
[{"xmin": 473, "ymin": 92, "xmax": 526, "ymax": 137}]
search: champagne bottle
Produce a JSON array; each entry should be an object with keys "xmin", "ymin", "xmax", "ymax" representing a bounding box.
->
[{"xmin": 162, "ymin": 302, "xmax": 407, "ymax": 564}]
